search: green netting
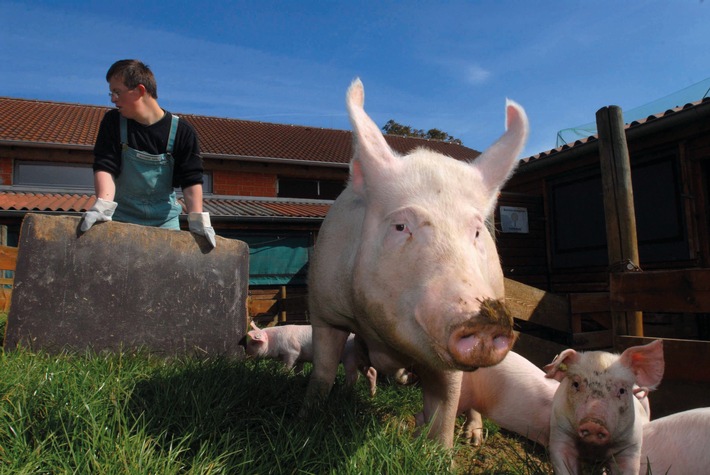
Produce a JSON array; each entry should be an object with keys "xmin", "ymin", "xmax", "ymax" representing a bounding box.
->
[{"xmin": 556, "ymin": 77, "xmax": 710, "ymax": 147}]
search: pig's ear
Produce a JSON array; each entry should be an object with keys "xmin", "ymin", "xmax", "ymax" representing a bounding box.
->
[
  {"xmin": 471, "ymin": 99, "xmax": 528, "ymax": 213},
  {"xmin": 543, "ymin": 349, "xmax": 580, "ymax": 382},
  {"xmin": 248, "ymin": 331, "xmax": 265, "ymax": 342},
  {"xmin": 346, "ymin": 78, "xmax": 401, "ymax": 196},
  {"xmin": 620, "ymin": 339, "xmax": 664, "ymax": 389}
]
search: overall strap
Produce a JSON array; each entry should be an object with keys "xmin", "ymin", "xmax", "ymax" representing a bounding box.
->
[
  {"xmin": 167, "ymin": 115, "xmax": 179, "ymax": 154},
  {"xmin": 120, "ymin": 116, "xmax": 127, "ymax": 145}
]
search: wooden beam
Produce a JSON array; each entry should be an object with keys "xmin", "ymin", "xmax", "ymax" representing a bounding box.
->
[
  {"xmin": 504, "ymin": 278, "xmax": 571, "ymax": 333},
  {"xmin": 596, "ymin": 105, "xmax": 643, "ymax": 337},
  {"xmin": 611, "ymin": 269, "xmax": 710, "ymax": 313}
]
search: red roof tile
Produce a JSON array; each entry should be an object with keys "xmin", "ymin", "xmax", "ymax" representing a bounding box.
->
[
  {"xmin": 0, "ymin": 97, "xmax": 481, "ymax": 164},
  {"xmin": 0, "ymin": 191, "xmax": 329, "ymax": 221}
]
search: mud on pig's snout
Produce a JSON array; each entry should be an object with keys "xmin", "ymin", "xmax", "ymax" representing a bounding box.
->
[{"xmin": 448, "ymin": 298, "xmax": 515, "ymax": 370}]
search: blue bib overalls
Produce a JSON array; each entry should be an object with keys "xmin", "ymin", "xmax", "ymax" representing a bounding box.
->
[{"xmin": 112, "ymin": 115, "xmax": 182, "ymax": 229}]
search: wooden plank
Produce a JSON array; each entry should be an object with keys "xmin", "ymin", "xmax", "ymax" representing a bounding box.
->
[
  {"xmin": 0, "ymin": 245, "xmax": 18, "ymax": 271},
  {"xmin": 248, "ymin": 299, "xmax": 278, "ymax": 316},
  {"xmin": 513, "ymin": 332, "xmax": 566, "ymax": 369},
  {"xmin": 572, "ymin": 330, "xmax": 613, "ymax": 351},
  {"xmin": 505, "ymin": 278, "xmax": 571, "ymax": 333},
  {"xmin": 617, "ymin": 336, "xmax": 710, "ymax": 383},
  {"xmin": 611, "ymin": 269, "xmax": 710, "ymax": 313},
  {"xmin": 569, "ymin": 292, "xmax": 610, "ymax": 314}
]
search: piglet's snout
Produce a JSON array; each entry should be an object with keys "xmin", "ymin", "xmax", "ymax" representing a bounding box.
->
[
  {"xmin": 447, "ymin": 299, "xmax": 515, "ymax": 370},
  {"xmin": 578, "ymin": 418, "xmax": 610, "ymax": 445}
]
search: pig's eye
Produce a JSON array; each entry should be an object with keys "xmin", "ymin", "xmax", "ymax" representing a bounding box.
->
[
  {"xmin": 394, "ymin": 223, "xmax": 412, "ymax": 235},
  {"xmin": 618, "ymin": 388, "xmax": 626, "ymax": 396},
  {"xmin": 571, "ymin": 381, "xmax": 580, "ymax": 390}
]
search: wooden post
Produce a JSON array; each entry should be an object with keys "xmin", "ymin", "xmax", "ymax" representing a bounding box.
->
[
  {"xmin": 596, "ymin": 106, "xmax": 643, "ymax": 340},
  {"xmin": 279, "ymin": 286, "xmax": 287, "ymax": 323}
]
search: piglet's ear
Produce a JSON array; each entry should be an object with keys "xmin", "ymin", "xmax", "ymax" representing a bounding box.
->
[
  {"xmin": 249, "ymin": 332, "xmax": 265, "ymax": 342},
  {"xmin": 620, "ymin": 339, "xmax": 664, "ymax": 389},
  {"xmin": 543, "ymin": 349, "xmax": 580, "ymax": 382}
]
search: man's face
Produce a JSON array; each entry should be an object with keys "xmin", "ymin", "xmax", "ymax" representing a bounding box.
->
[{"xmin": 108, "ymin": 76, "xmax": 139, "ymax": 118}]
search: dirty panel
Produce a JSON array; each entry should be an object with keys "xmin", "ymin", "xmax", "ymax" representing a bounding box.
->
[{"xmin": 4, "ymin": 214, "xmax": 248, "ymax": 357}]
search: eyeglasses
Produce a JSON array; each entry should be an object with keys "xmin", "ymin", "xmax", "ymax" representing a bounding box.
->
[{"xmin": 108, "ymin": 88, "xmax": 134, "ymax": 99}]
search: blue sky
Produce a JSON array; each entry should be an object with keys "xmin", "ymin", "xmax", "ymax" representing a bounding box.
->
[{"xmin": 2, "ymin": 1, "xmax": 709, "ymax": 158}]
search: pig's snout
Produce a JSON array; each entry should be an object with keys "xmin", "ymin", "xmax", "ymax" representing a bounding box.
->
[
  {"xmin": 447, "ymin": 299, "xmax": 514, "ymax": 370},
  {"xmin": 578, "ymin": 418, "xmax": 610, "ymax": 445}
]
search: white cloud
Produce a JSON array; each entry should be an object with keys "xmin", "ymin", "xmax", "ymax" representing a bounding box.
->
[{"xmin": 465, "ymin": 64, "xmax": 491, "ymax": 85}]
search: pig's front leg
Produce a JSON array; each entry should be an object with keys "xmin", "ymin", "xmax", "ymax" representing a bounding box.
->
[
  {"xmin": 417, "ymin": 367, "xmax": 463, "ymax": 448},
  {"xmin": 549, "ymin": 431, "xmax": 581, "ymax": 475},
  {"xmin": 462, "ymin": 408, "xmax": 484, "ymax": 446},
  {"xmin": 608, "ymin": 446, "xmax": 642, "ymax": 475},
  {"xmin": 300, "ymin": 325, "xmax": 349, "ymax": 415}
]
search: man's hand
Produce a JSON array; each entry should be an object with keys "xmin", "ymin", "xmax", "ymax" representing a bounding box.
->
[
  {"xmin": 188, "ymin": 212, "xmax": 217, "ymax": 248},
  {"xmin": 81, "ymin": 198, "xmax": 117, "ymax": 232}
]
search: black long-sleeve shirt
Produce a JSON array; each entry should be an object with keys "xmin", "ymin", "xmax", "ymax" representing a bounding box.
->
[{"xmin": 93, "ymin": 109, "xmax": 204, "ymax": 189}]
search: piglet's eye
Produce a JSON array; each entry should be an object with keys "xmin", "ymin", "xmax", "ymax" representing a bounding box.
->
[
  {"xmin": 571, "ymin": 381, "xmax": 580, "ymax": 390},
  {"xmin": 619, "ymin": 388, "xmax": 626, "ymax": 396},
  {"xmin": 395, "ymin": 224, "xmax": 407, "ymax": 232}
]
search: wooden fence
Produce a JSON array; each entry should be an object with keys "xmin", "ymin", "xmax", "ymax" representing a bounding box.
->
[{"xmin": 0, "ymin": 245, "xmax": 17, "ymax": 313}]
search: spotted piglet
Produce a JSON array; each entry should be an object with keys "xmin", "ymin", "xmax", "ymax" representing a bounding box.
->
[{"xmin": 543, "ymin": 340, "xmax": 663, "ymax": 475}]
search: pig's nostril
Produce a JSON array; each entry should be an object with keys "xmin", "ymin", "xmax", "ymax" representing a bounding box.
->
[
  {"xmin": 578, "ymin": 420, "xmax": 610, "ymax": 445},
  {"xmin": 448, "ymin": 323, "xmax": 514, "ymax": 370}
]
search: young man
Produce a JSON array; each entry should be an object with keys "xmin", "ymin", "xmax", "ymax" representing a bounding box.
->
[{"xmin": 82, "ymin": 59, "xmax": 216, "ymax": 248}]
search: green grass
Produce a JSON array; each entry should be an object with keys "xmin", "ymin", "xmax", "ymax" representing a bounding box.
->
[{"xmin": 0, "ymin": 313, "xmax": 554, "ymax": 474}]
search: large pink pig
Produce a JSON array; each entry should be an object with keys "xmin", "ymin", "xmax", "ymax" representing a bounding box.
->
[
  {"xmin": 639, "ymin": 407, "xmax": 710, "ymax": 474},
  {"xmin": 301, "ymin": 78, "xmax": 528, "ymax": 447},
  {"xmin": 544, "ymin": 340, "xmax": 664, "ymax": 475}
]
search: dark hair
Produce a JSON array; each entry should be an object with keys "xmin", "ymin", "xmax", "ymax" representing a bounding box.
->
[{"xmin": 106, "ymin": 59, "xmax": 158, "ymax": 99}]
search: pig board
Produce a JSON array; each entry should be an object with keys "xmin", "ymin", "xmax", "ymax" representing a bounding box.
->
[{"xmin": 3, "ymin": 213, "xmax": 248, "ymax": 357}]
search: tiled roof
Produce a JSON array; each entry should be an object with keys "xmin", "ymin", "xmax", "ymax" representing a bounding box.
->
[
  {"xmin": 0, "ymin": 97, "xmax": 481, "ymax": 164},
  {"xmin": 0, "ymin": 191, "xmax": 330, "ymax": 221},
  {"xmin": 519, "ymin": 97, "xmax": 710, "ymax": 166}
]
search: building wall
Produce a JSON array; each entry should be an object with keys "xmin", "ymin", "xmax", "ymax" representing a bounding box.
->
[
  {"xmin": 213, "ymin": 170, "xmax": 277, "ymax": 197},
  {"xmin": 0, "ymin": 158, "xmax": 12, "ymax": 186},
  {"xmin": 502, "ymin": 117, "xmax": 710, "ymax": 294}
]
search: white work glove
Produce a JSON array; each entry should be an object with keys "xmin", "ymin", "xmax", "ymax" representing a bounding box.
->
[
  {"xmin": 188, "ymin": 212, "xmax": 217, "ymax": 248},
  {"xmin": 80, "ymin": 198, "xmax": 117, "ymax": 232}
]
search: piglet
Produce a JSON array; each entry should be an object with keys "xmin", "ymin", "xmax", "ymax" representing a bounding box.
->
[
  {"xmin": 343, "ymin": 333, "xmax": 418, "ymax": 397},
  {"xmin": 639, "ymin": 407, "xmax": 710, "ymax": 474},
  {"xmin": 457, "ymin": 351, "xmax": 559, "ymax": 447},
  {"xmin": 544, "ymin": 340, "xmax": 664, "ymax": 475},
  {"xmin": 245, "ymin": 322, "xmax": 314, "ymax": 373}
]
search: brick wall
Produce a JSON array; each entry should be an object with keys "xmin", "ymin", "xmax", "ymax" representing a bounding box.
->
[
  {"xmin": 0, "ymin": 158, "xmax": 12, "ymax": 186},
  {"xmin": 213, "ymin": 170, "xmax": 277, "ymax": 197}
]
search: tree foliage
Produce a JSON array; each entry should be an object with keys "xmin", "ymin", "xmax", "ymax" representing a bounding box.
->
[{"xmin": 382, "ymin": 120, "xmax": 463, "ymax": 145}]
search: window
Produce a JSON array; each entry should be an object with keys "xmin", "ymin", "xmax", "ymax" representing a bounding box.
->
[
  {"xmin": 14, "ymin": 161, "xmax": 93, "ymax": 189},
  {"xmin": 278, "ymin": 178, "xmax": 345, "ymax": 200},
  {"xmin": 198, "ymin": 171, "xmax": 213, "ymax": 193},
  {"xmin": 548, "ymin": 151, "xmax": 689, "ymax": 269}
]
